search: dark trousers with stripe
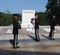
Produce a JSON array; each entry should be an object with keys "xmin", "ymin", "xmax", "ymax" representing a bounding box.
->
[
  {"xmin": 35, "ymin": 28, "xmax": 40, "ymax": 40},
  {"xmin": 13, "ymin": 34, "xmax": 18, "ymax": 48},
  {"xmin": 49, "ymin": 29, "xmax": 54, "ymax": 38},
  {"xmin": 49, "ymin": 26, "xmax": 55, "ymax": 38}
]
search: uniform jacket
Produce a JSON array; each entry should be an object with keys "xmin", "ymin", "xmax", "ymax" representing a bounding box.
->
[
  {"xmin": 13, "ymin": 19, "xmax": 19, "ymax": 34},
  {"xmin": 35, "ymin": 18, "xmax": 39, "ymax": 29}
]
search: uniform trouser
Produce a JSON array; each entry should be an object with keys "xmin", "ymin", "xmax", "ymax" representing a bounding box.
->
[
  {"xmin": 35, "ymin": 28, "xmax": 39, "ymax": 40},
  {"xmin": 13, "ymin": 34, "xmax": 18, "ymax": 47},
  {"xmin": 49, "ymin": 29, "xmax": 54, "ymax": 38}
]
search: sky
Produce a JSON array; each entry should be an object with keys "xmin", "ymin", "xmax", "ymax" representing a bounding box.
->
[{"xmin": 0, "ymin": 0, "xmax": 48, "ymax": 14}]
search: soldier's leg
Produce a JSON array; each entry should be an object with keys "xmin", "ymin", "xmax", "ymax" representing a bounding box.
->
[
  {"xmin": 35, "ymin": 29, "xmax": 37, "ymax": 39},
  {"xmin": 52, "ymin": 30, "xmax": 54, "ymax": 38},
  {"xmin": 49, "ymin": 29, "xmax": 55, "ymax": 40},
  {"xmin": 13, "ymin": 34, "xmax": 15, "ymax": 47},
  {"xmin": 36, "ymin": 29, "xmax": 40, "ymax": 40},
  {"xmin": 13, "ymin": 34, "xmax": 19, "ymax": 48},
  {"xmin": 13, "ymin": 34, "xmax": 16, "ymax": 48},
  {"xmin": 49, "ymin": 29, "xmax": 52, "ymax": 38},
  {"xmin": 16, "ymin": 34, "xmax": 18, "ymax": 44},
  {"xmin": 35, "ymin": 29, "xmax": 40, "ymax": 41}
]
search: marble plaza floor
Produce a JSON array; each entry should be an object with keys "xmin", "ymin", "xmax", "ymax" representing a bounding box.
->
[{"xmin": 0, "ymin": 26, "xmax": 60, "ymax": 55}]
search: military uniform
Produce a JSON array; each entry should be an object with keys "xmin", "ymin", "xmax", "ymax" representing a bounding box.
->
[
  {"xmin": 35, "ymin": 18, "xmax": 40, "ymax": 41},
  {"xmin": 49, "ymin": 15, "xmax": 56, "ymax": 39},
  {"xmin": 12, "ymin": 15, "xmax": 19, "ymax": 48}
]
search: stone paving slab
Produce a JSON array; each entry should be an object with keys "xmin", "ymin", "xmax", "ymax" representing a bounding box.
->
[
  {"xmin": 0, "ymin": 42, "xmax": 60, "ymax": 53},
  {"xmin": 0, "ymin": 26, "xmax": 60, "ymax": 54}
]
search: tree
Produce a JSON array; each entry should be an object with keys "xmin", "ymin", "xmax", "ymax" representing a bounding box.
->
[
  {"xmin": 0, "ymin": 12, "xmax": 21, "ymax": 26},
  {"xmin": 36, "ymin": 12, "xmax": 49, "ymax": 25},
  {"xmin": 46, "ymin": 0, "xmax": 60, "ymax": 25}
]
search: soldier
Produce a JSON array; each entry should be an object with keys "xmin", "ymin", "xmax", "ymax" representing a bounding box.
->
[
  {"xmin": 35, "ymin": 14, "xmax": 40, "ymax": 41},
  {"xmin": 49, "ymin": 15, "xmax": 56, "ymax": 40},
  {"xmin": 31, "ymin": 18, "xmax": 35, "ymax": 33},
  {"xmin": 12, "ymin": 14, "xmax": 19, "ymax": 48}
]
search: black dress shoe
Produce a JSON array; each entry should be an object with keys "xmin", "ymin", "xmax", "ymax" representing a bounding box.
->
[
  {"xmin": 13, "ymin": 46, "xmax": 19, "ymax": 49},
  {"xmin": 48, "ymin": 37, "xmax": 55, "ymax": 40},
  {"xmin": 35, "ymin": 38, "xmax": 40, "ymax": 41}
]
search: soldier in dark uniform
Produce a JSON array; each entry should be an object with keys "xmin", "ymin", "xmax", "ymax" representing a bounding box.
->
[
  {"xmin": 49, "ymin": 15, "xmax": 56, "ymax": 40},
  {"xmin": 35, "ymin": 14, "xmax": 40, "ymax": 41},
  {"xmin": 12, "ymin": 14, "xmax": 19, "ymax": 48}
]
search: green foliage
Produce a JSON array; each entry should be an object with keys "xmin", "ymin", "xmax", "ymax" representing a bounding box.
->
[
  {"xmin": 0, "ymin": 12, "xmax": 12, "ymax": 26},
  {"xmin": 16, "ymin": 14, "xmax": 22, "ymax": 21},
  {"xmin": 0, "ymin": 12, "xmax": 21, "ymax": 26},
  {"xmin": 46, "ymin": 0, "xmax": 60, "ymax": 25},
  {"xmin": 0, "ymin": 12, "xmax": 50, "ymax": 26},
  {"xmin": 37, "ymin": 12, "xmax": 49, "ymax": 25}
]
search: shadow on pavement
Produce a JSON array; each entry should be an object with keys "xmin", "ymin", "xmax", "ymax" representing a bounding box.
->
[
  {"xmin": 28, "ymin": 35, "xmax": 36, "ymax": 41},
  {"xmin": 41, "ymin": 34, "xmax": 50, "ymax": 39},
  {"xmin": 41, "ymin": 34, "xmax": 60, "ymax": 41},
  {"xmin": 0, "ymin": 35, "xmax": 60, "ymax": 45},
  {"xmin": 0, "ymin": 49, "xmax": 60, "ymax": 55}
]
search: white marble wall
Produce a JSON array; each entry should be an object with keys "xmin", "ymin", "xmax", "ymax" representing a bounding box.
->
[{"xmin": 21, "ymin": 10, "xmax": 35, "ymax": 28}]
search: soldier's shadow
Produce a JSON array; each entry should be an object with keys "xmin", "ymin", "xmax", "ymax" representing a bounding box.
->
[
  {"xmin": 28, "ymin": 35, "xmax": 36, "ymax": 41},
  {"xmin": 41, "ymin": 34, "xmax": 49, "ymax": 39},
  {"xmin": 41, "ymin": 34, "xmax": 55, "ymax": 40}
]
